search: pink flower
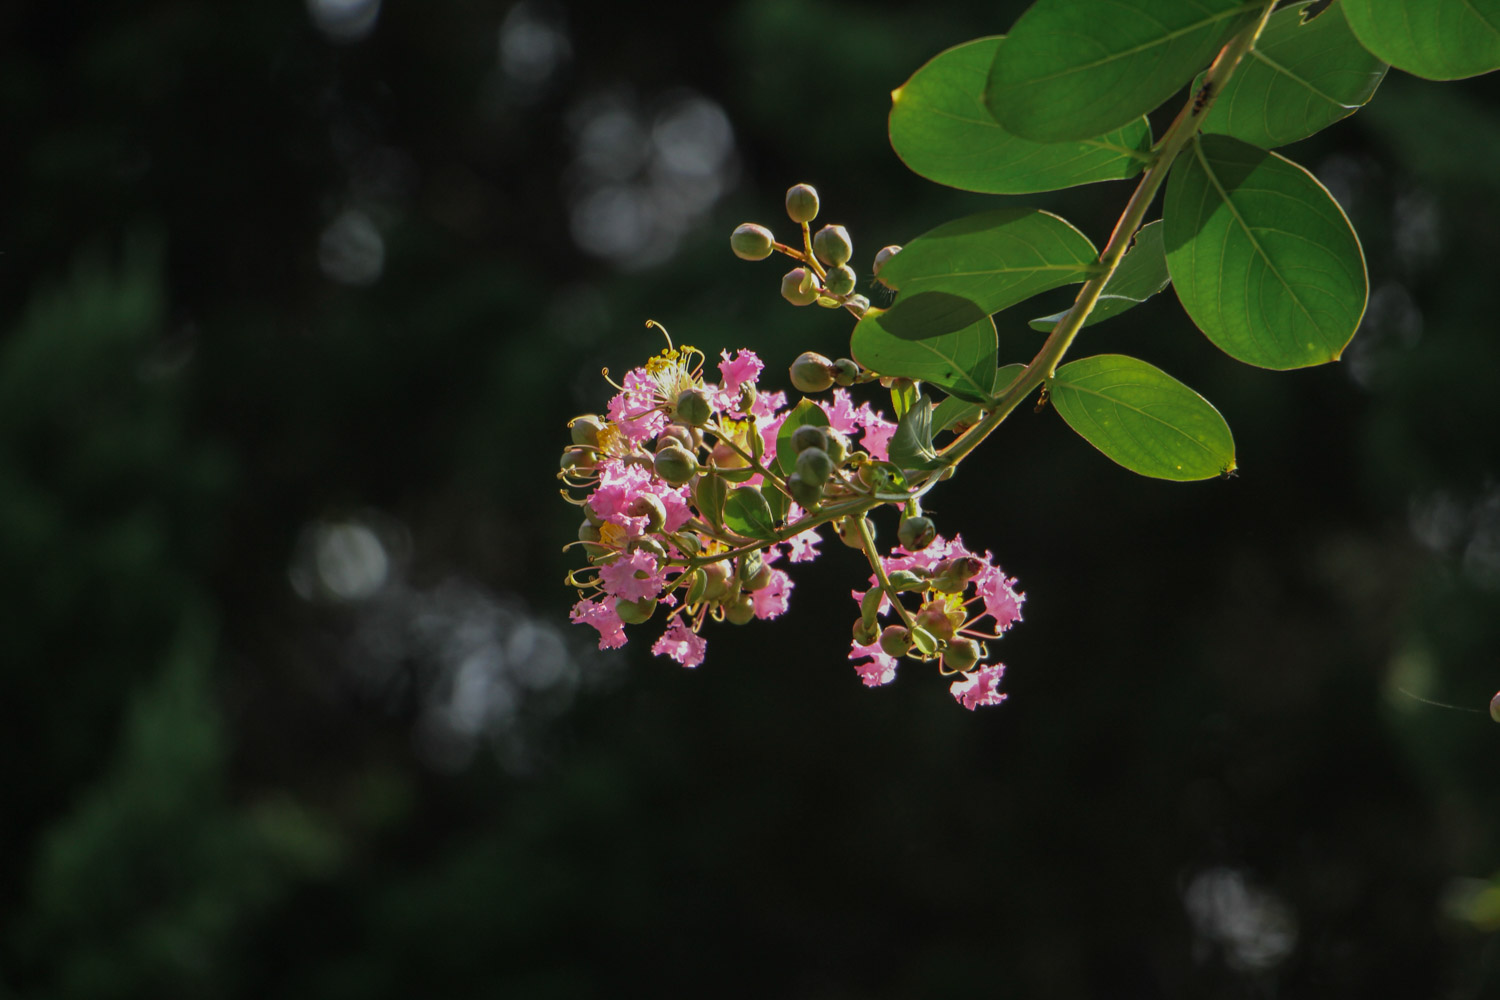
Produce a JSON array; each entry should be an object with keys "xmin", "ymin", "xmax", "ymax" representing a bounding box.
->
[
  {"xmin": 751, "ymin": 569, "xmax": 793, "ymax": 619},
  {"xmin": 782, "ymin": 506, "xmax": 821, "ymax": 563},
  {"xmin": 950, "ymin": 664, "xmax": 1007, "ymax": 710},
  {"xmin": 717, "ymin": 349, "xmax": 763, "ymax": 396},
  {"xmin": 977, "ymin": 568, "xmax": 1024, "ymax": 633},
  {"xmin": 819, "ymin": 389, "xmax": 861, "ymax": 435},
  {"xmin": 598, "ymin": 550, "xmax": 666, "ymax": 602},
  {"xmin": 849, "ymin": 639, "xmax": 898, "ymax": 687},
  {"xmin": 652, "ymin": 619, "xmax": 706, "ymax": 668},
  {"xmin": 856, "ymin": 404, "xmax": 897, "ymax": 462},
  {"xmin": 570, "ymin": 597, "xmax": 627, "ymax": 650},
  {"xmin": 750, "ymin": 388, "xmax": 787, "ymax": 420},
  {"xmin": 606, "ymin": 369, "xmax": 668, "ymax": 444}
]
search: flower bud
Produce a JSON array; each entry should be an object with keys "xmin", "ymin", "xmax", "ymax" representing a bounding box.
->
[
  {"xmin": 837, "ymin": 515, "xmax": 874, "ymax": 550},
  {"xmin": 859, "ymin": 588, "xmax": 884, "ymax": 628},
  {"xmin": 624, "ymin": 493, "xmax": 667, "ymax": 534},
  {"xmin": 709, "ymin": 441, "xmax": 749, "ymax": 470},
  {"xmin": 781, "ymin": 267, "xmax": 821, "ymax": 307},
  {"xmin": 942, "ymin": 637, "xmax": 981, "ymax": 674},
  {"xmin": 743, "ymin": 564, "xmax": 773, "ymax": 592},
  {"xmin": 823, "ymin": 264, "xmax": 857, "ymax": 297},
  {"xmin": 930, "ymin": 556, "xmax": 984, "ymax": 593},
  {"xmin": 560, "ymin": 447, "xmax": 597, "ymax": 473},
  {"xmin": 684, "ymin": 568, "xmax": 708, "ymax": 605},
  {"xmin": 675, "ymin": 533, "xmax": 701, "ymax": 557},
  {"xmin": 653, "ymin": 444, "xmax": 699, "ymax": 485},
  {"xmin": 824, "ymin": 430, "xmax": 849, "ymax": 467},
  {"xmin": 812, "ymin": 225, "xmax": 853, "ymax": 267},
  {"xmin": 915, "ymin": 601, "xmax": 956, "ymax": 641},
  {"xmin": 791, "ymin": 424, "xmax": 828, "ymax": 454},
  {"xmin": 872, "ymin": 244, "xmax": 902, "ymax": 284},
  {"xmin": 795, "ymin": 446, "xmax": 833, "ymax": 485},
  {"xmin": 632, "ymin": 536, "xmax": 667, "ymax": 560},
  {"xmin": 701, "ymin": 560, "xmax": 731, "ymax": 601},
  {"xmin": 785, "ymin": 183, "xmax": 819, "ymax": 224},
  {"xmin": 726, "ymin": 594, "xmax": 756, "ymax": 625},
  {"xmin": 731, "ymin": 222, "xmax": 775, "ymax": 261},
  {"xmin": 616, "ymin": 596, "xmax": 656, "ymax": 625},
  {"xmin": 738, "ymin": 550, "xmax": 765, "ymax": 583},
  {"xmin": 853, "ymin": 618, "xmax": 879, "ymax": 647},
  {"xmin": 789, "ymin": 351, "xmax": 835, "ymax": 393},
  {"xmin": 898, "ymin": 516, "xmax": 937, "ymax": 551},
  {"xmin": 887, "ymin": 569, "xmax": 926, "ymax": 592},
  {"xmin": 570, "ymin": 414, "xmax": 604, "ymax": 448},
  {"xmin": 845, "ymin": 294, "xmax": 871, "ymax": 316},
  {"xmin": 656, "ymin": 424, "xmax": 696, "ymax": 452},
  {"xmin": 878, "ymin": 625, "xmax": 912, "ymax": 658},
  {"xmin": 578, "ymin": 520, "xmax": 602, "ymax": 543},
  {"xmin": 787, "ymin": 473, "xmax": 823, "ymax": 509},
  {"xmin": 909, "ymin": 626, "xmax": 939, "ymax": 656},
  {"xmin": 831, "ymin": 358, "xmax": 860, "ymax": 386},
  {"xmin": 673, "ymin": 388, "xmax": 712, "ymax": 427},
  {"xmin": 738, "ymin": 382, "xmax": 758, "ymax": 413}
]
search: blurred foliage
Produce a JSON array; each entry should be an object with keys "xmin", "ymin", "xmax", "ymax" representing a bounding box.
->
[{"xmin": 2, "ymin": 0, "xmax": 1500, "ymax": 997}]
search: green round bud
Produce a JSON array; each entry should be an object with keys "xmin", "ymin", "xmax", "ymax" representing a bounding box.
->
[
  {"xmin": 887, "ymin": 569, "xmax": 927, "ymax": 592},
  {"xmin": 795, "ymin": 446, "xmax": 833, "ymax": 485},
  {"xmin": 812, "ymin": 225, "xmax": 853, "ymax": 267},
  {"xmin": 789, "ymin": 351, "xmax": 835, "ymax": 393},
  {"xmin": 624, "ymin": 493, "xmax": 667, "ymax": 533},
  {"xmin": 943, "ymin": 637, "xmax": 981, "ymax": 674},
  {"xmin": 743, "ymin": 564, "xmax": 773, "ymax": 592},
  {"xmin": 702, "ymin": 561, "xmax": 731, "ymax": 601},
  {"xmin": 726, "ymin": 594, "xmax": 756, "ymax": 625},
  {"xmin": 738, "ymin": 550, "xmax": 765, "ymax": 583},
  {"xmin": 785, "ymin": 183, "xmax": 820, "ymax": 224},
  {"xmin": 731, "ymin": 222, "xmax": 776, "ymax": 261},
  {"xmin": 787, "ymin": 473, "xmax": 823, "ymax": 509},
  {"xmin": 709, "ymin": 442, "xmax": 749, "ymax": 470},
  {"xmin": 781, "ymin": 267, "xmax": 821, "ymax": 307},
  {"xmin": 684, "ymin": 568, "xmax": 708, "ymax": 606},
  {"xmin": 823, "ymin": 264, "xmax": 857, "ymax": 297},
  {"xmin": 570, "ymin": 415, "xmax": 604, "ymax": 448},
  {"xmin": 915, "ymin": 601, "xmax": 956, "ymax": 641},
  {"xmin": 825, "ymin": 430, "xmax": 849, "ymax": 467},
  {"xmin": 738, "ymin": 382, "xmax": 758, "ymax": 413},
  {"xmin": 878, "ymin": 625, "xmax": 912, "ymax": 658},
  {"xmin": 853, "ymin": 618, "xmax": 880, "ymax": 646},
  {"xmin": 632, "ymin": 536, "xmax": 667, "ymax": 560},
  {"xmin": 837, "ymin": 515, "xmax": 874, "ymax": 550},
  {"xmin": 930, "ymin": 555, "xmax": 984, "ymax": 593},
  {"xmin": 872, "ymin": 244, "xmax": 902, "ymax": 283},
  {"xmin": 656, "ymin": 424, "xmax": 695, "ymax": 452},
  {"xmin": 831, "ymin": 358, "xmax": 860, "ymax": 387},
  {"xmin": 674, "ymin": 388, "xmax": 712, "ymax": 427},
  {"xmin": 898, "ymin": 516, "xmax": 937, "ymax": 551},
  {"xmin": 791, "ymin": 425, "xmax": 828, "ymax": 454},
  {"xmin": 653, "ymin": 444, "xmax": 699, "ymax": 485},
  {"xmin": 616, "ymin": 596, "xmax": 656, "ymax": 625},
  {"xmin": 578, "ymin": 520, "xmax": 602, "ymax": 543},
  {"xmin": 560, "ymin": 446, "xmax": 597, "ymax": 473}
]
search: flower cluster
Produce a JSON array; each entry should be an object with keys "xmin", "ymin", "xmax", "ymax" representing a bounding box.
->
[{"xmin": 561, "ymin": 324, "xmax": 1023, "ymax": 709}]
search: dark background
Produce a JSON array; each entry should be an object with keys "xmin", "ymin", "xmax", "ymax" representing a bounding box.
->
[{"xmin": 4, "ymin": 1, "xmax": 1500, "ymax": 996}]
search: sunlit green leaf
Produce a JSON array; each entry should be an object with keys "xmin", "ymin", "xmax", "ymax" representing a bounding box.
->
[
  {"xmin": 1030, "ymin": 221, "xmax": 1170, "ymax": 332},
  {"xmin": 985, "ymin": 0, "xmax": 1264, "ymax": 142},
  {"xmin": 932, "ymin": 364, "xmax": 1024, "ymax": 434},
  {"xmin": 1342, "ymin": 0, "xmax": 1500, "ymax": 81},
  {"xmin": 890, "ymin": 36, "xmax": 1152, "ymax": 194},
  {"xmin": 694, "ymin": 473, "xmax": 727, "ymax": 530},
  {"xmin": 774, "ymin": 398, "xmax": 830, "ymax": 477},
  {"xmin": 888, "ymin": 396, "xmax": 943, "ymax": 471},
  {"xmin": 1197, "ymin": 2, "xmax": 1387, "ymax": 148},
  {"xmin": 851, "ymin": 310, "xmax": 998, "ymax": 404},
  {"xmin": 1164, "ymin": 134, "xmax": 1367, "ymax": 369},
  {"xmin": 722, "ymin": 486, "xmax": 777, "ymax": 541},
  {"xmin": 1049, "ymin": 354, "xmax": 1236, "ymax": 481},
  {"xmin": 877, "ymin": 209, "xmax": 1098, "ymax": 337}
]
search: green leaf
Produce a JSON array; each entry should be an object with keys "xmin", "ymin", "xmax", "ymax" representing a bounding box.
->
[
  {"xmin": 851, "ymin": 310, "xmax": 998, "ymax": 404},
  {"xmin": 1342, "ymin": 0, "xmax": 1500, "ymax": 81},
  {"xmin": 1049, "ymin": 354, "xmax": 1236, "ymax": 481},
  {"xmin": 1196, "ymin": 2, "xmax": 1388, "ymax": 149},
  {"xmin": 985, "ymin": 0, "xmax": 1264, "ymax": 142},
  {"xmin": 1029, "ymin": 221, "xmax": 1170, "ymax": 332},
  {"xmin": 890, "ymin": 36, "xmax": 1153, "ymax": 194},
  {"xmin": 694, "ymin": 473, "xmax": 727, "ymax": 530},
  {"xmin": 1164, "ymin": 134, "xmax": 1367, "ymax": 369},
  {"xmin": 862, "ymin": 462, "xmax": 912, "ymax": 502},
  {"xmin": 723, "ymin": 486, "xmax": 777, "ymax": 541},
  {"xmin": 774, "ymin": 398, "xmax": 830, "ymax": 477},
  {"xmin": 888, "ymin": 396, "xmax": 943, "ymax": 471},
  {"xmin": 932, "ymin": 364, "xmax": 1024, "ymax": 435},
  {"xmin": 877, "ymin": 208, "xmax": 1099, "ymax": 335}
]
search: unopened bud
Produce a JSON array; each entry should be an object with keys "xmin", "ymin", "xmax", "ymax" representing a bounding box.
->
[
  {"xmin": 823, "ymin": 264, "xmax": 857, "ymax": 296},
  {"xmin": 825, "ymin": 430, "xmax": 849, "ymax": 467},
  {"xmin": 731, "ymin": 222, "xmax": 776, "ymax": 261},
  {"xmin": 616, "ymin": 596, "xmax": 656, "ymax": 625},
  {"xmin": 743, "ymin": 564, "xmax": 773, "ymax": 592},
  {"xmin": 702, "ymin": 561, "xmax": 731, "ymax": 601},
  {"xmin": 792, "ymin": 424, "xmax": 828, "ymax": 454},
  {"xmin": 943, "ymin": 637, "xmax": 981, "ymax": 673},
  {"xmin": 915, "ymin": 601, "xmax": 956, "ymax": 641},
  {"xmin": 726, "ymin": 594, "xmax": 756, "ymax": 625},
  {"xmin": 845, "ymin": 294, "xmax": 871, "ymax": 316},
  {"xmin": 873, "ymin": 244, "xmax": 901, "ymax": 284},
  {"xmin": 853, "ymin": 618, "xmax": 879, "ymax": 646},
  {"xmin": 781, "ymin": 267, "xmax": 821, "ymax": 307},
  {"xmin": 831, "ymin": 358, "xmax": 860, "ymax": 386},
  {"xmin": 738, "ymin": 382, "xmax": 758, "ymax": 413},
  {"xmin": 789, "ymin": 351, "xmax": 835, "ymax": 393},
  {"xmin": 684, "ymin": 568, "xmax": 708, "ymax": 605},
  {"xmin": 898, "ymin": 516, "xmax": 937, "ymax": 551},
  {"xmin": 787, "ymin": 473, "xmax": 823, "ymax": 509},
  {"xmin": 813, "ymin": 225, "xmax": 853, "ymax": 267},
  {"xmin": 578, "ymin": 520, "xmax": 602, "ymax": 543},
  {"xmin": 887, "ymin": 569, "xmax": 926, "ymax": 592},
  {"xmin": 653, "ymin": 444, "xmax": 699, "ymax": 486},
  {"xmin": 560, "ymin": 446, "xmax": 597, "ymax": 473},
  {"xmin": 709, "ymin": 441, "xmax": 749, "ymax": 470},
  {"xmin": 785, "ymin": 184, "xmax": 819, "ymax": 224},
  {"xmin": 930, "ymin": 556, "xmax": 984, "ymax": 593},
  {"xmin": 837, "ymin": 515, "xmax": 875, "ymax": 550},
  {"xmin": 738, "ymin": 550, "xmax": 765, "ymax": 583},
  {"xmin": 656, "ymin": 424, "xmax": 695, "ymax": 452},
  {"xmin": 624, "ymin": 493, "xmax": 667, "ymax": 533},
  {"xmin": 795, "ymin": 446, "xmax": 833, "ymax": 485},
  {"xmin": 570, "ymin": 415, "xmax": 605, "ymax": 448},
  {"xmin": 878, "ymin": 625, "xmax": 912, "ymax": 658},
  {"xmin": 674, "ymin": 388, "xmax": 712, "ymax": 427}
]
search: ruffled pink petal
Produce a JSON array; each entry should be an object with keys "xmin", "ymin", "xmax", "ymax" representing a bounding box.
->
[
  {"xmin": 597, "ymin": 550, "xmax": 666, "ymax": 602},
  {"xmin": 651, "ymin": 619, "xmax": 707, "ymax": 668},
  {"xmin": 570, "ymin": 597, "xmax": 628, "ymax": 650},
  {"xmin": 950, "ymin": 663, "xmax": 1007, "ymax": 710},
  {"xmin": 751, "ymin": 569, "xmax": 793, "ymax": 619},
  {"xmin": 849, "ymin": 639, "xmax": 898, "ymax": 687}
]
